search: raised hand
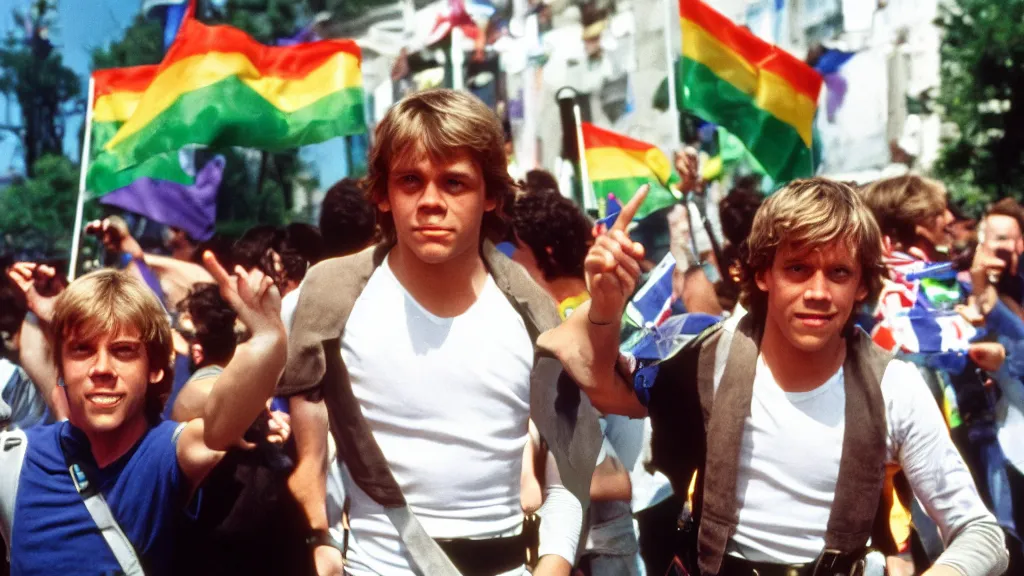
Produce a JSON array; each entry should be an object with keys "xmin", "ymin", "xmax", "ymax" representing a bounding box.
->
[
  {"xmin": 584, "ymin": 185, "xmax": 649, "ymax": 325},
  {"xmin": 8, "ymin": 262, "xmax": 64, "ymax": 324},
  {"xmin": 674, "ymin": 147, "xmax": 701, "ymax": 194},
  {"xmin": 202, "ymin": 251, "xmax": 284, "ymax": 337},
  {"xmin": 85, "ymin": 216, "xmax": 142, "ymax": 258}
]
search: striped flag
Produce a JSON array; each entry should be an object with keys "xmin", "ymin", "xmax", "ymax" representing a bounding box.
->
[
  {"xmin": 581, "ymin": 123, "xmax": 681, "ymax": 220},
  {"xmin": 87, "ymin": 65, "xmax": 194, "ymax": 197},
  {"xmin": 679, "ymin": 0, "xmax": 823, "ymax": 183},
  {"xmin": 95, "ymin": 1, "xmax": 365, "ymax": 177}
]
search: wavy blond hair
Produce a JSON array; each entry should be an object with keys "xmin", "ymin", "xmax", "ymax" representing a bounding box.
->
[{"xmin": 739, "ymin": 178, "xmax": 886, "ymax": 319}]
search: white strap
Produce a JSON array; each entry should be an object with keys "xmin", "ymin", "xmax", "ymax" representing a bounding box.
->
[
  {"xmin": 383, "ymin": 505, "xmax": 462, "ymax": 576},
  {"xmin": 79, "ymin": 490, "xmax": 145, "ymax": 576},
  {"xmin": 0, "ymin": 429, "xmax": 27, "ymax": 560}
]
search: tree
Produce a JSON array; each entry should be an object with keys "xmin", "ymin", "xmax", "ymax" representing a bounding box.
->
[
  {"xmin": 0, "ymin": 155, "xmax": 98, "ymax": 260},
  {"xmin": 934, "ymin": 0, "xmax": 1024, "ymax": 211},
  {"xmin": 0, "ymin": 0, "xmax": 81, "ymax": 176},
  {"xmin": 91, "ymin": 13, "xmax": 164, "ymax": 70},
  {"xmin": 304, "ymin": 0, "xmax": 395, "ymax": 21}
]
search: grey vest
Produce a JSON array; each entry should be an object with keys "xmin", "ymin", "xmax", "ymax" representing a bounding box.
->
[{"xmin": 648, "ymin": 313, "xmax": 891, "ymax": 575}]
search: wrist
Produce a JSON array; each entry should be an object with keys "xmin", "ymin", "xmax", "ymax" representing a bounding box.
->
[{"xmin": 306, "ymin": 528, "xmax": 341, "ymax": 550}]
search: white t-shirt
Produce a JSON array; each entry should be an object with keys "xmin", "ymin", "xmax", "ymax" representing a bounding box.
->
[
  {"xmin": 729, "ymin": 353, "xmax": 994, "ymax": 563},
  {"xmin": 340, "ymin": 258, "xmax": 536, "ymax": 575}
]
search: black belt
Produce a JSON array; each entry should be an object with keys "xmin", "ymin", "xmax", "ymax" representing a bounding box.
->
[
  {"xmin": 719, "ymin": 549, "xmax": 873, "ymax": 576},
  {"xmin": 435, "ymin": 524, "xmax": 535, "ymax": 576}
]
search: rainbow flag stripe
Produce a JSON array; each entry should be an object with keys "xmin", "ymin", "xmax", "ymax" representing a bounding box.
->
[
  {"xmin": 680, "ymin": 0, "xmax": 822, "ymax": 183},
  {"xmin": 98, "ymin": 4, "xmax": 365, "ymax": 175},
  {"xmin": 88, "ymin": 66, "xmax": 193, "ymax": 197},
  {"xmin": 582, "ymin": 123, "xmax": 680, "ymax": 219}
]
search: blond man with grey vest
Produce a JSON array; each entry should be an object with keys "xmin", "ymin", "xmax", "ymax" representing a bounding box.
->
[
  {"xmin": 281, "ymin": 89, "xmax": 602, "ymax": 576},
  {"xmin": 540, "ymin": 179, "xmax": 1008, "ymax": 576}
]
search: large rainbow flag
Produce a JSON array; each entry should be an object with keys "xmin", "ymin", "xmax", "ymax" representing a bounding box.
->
[
  {"xmin": 87, "ymin": 66, "xmax": 193, "ymax": 197},
  {"xmin": 679, "ymin": 0, "xmax": 822, "ymax": 183},
  {"xmin": 581, "ymin": 123, "xmax": 680, "ymax": 220},
  {"xmin": 95, "ymin": 1, "xmax": 365, "ymax": 177}
]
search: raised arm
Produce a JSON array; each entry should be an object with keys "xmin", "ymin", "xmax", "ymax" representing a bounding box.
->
[
  {"xmin": 198, "ymin": 252, "xmax": 287, "ymax": 450},
  {"xmin": 538, "ymin": 187, "xmax": 649, "ymax": 417},
  {"xmin": 7, "ymin": 262, "xmax": 68, "ymax": 419}
]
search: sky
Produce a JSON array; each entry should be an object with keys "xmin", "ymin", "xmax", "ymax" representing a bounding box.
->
[{"xmin": 0, "ymin": 0, "xmax": 348, "ymax": 188}]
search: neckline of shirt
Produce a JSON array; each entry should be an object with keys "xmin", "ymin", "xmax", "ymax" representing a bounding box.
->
[
  {"xmin": 756, "ymin": 354, "xmax": 843, "ymax": 402},
  {"xmin": 381, "ymin": 255, "xmax": 497, "ymax": 324}
]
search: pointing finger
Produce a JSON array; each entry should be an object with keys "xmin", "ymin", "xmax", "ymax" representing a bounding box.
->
[
  {"xmin": 202, "ymin": 251, "xmax": 233, "ymax": 288},
  {"xmin": 611, "ymin": 184, "xmax": 650, "ymax": 232}
]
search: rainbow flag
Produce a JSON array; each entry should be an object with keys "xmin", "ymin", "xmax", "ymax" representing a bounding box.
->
[
  {"xmin": 97, "ymin": 2, "xmax": 365, "ymax": 176},
  {"xmin": 581, "ymin": 123, "xmax": 680, "ymax": 220},
  {"xmin": 87, "ymin": 66, "xmax": 193, "ymax": 197},
  {"xmin": 679, "ymin": 0, "xmax": 822, "ymax": 183}
]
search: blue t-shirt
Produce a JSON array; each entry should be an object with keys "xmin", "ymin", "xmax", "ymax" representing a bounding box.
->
[{"xmin": 10, "ymin": 420, "xmax": 186, "ymax": 576}]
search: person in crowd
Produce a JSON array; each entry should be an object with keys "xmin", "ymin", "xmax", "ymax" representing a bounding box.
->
[
  {"xmin": 282, "ymin": 88, "xmax": 602, "ymax": 576},
  {"xmin": 859, "ymin": 176, "xmax": 1020, "ymax": 570},
  {"xmin": 509, "ymin": 189, "xmax": 593, "ymax": 319},
  {"xmin": 86, "ymin": 216, "xmax": 216, "ymax": 309},
  {"xmin": 0, "ymin": 264, "xmax": 63, "ymax": 430},
  {"xmin": 167, "ymin": 282, "xmax": 307, "ymax": 576},
  {"xmin": 165, "ymin": 227, "xmax": 201, "ymax": 262},
  {"xmin": 979, "ymin": 198, "xmax": 1024, "ymax": 315},
  {"xmin": 975, "ymin": 197, "xmax": 1024, "ymax": 564},
  {"xmin": 167, "ymin": 283, "xmax": 242, "ymax": 420},
  {"xmin": 508, "ymin": 188, "xmax": 642, "ymax": 575},
  {"xmin": 541, "ymin": 178, "xmax": 1009, "ymax": 576},
  {"xmin": 524, "ymin": 169, "xmax": 561, "ymax": 197},
  {"xmin": 0, "ymin": 253, "xmax": 287, "ymax": 575},
  {"xmin": 318, "ymin": 178, "xmax": 378, "ymax": 260}
]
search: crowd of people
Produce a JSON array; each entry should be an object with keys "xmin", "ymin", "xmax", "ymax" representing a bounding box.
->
[{"xmin": 0, "ymin": 88, "xmax": 1020, "ymax": 576}]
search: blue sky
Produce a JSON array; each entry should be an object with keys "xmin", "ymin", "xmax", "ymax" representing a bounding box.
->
[{"xmin": 0, "ymin": 0, "xmax": 347, "ymax": 186}]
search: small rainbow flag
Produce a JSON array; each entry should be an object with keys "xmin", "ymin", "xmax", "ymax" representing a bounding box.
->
[
  {"xmin": 96, "ymin": 1, "xmax": 365, "ymax": 176},
  {"xmin": 679, "ymin": 0, "xmax": 822, "ymax": 183},
  {"xmin": 581, "ymin": 123, "xmax": 680, "ymax": 220},
  {"xmin": 87, "ymin": 65, "xmax": 193, "ymax": 197}
]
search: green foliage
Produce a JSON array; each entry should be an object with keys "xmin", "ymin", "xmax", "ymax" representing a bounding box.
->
[
  {"xmin": 91, "ymin": 14, "xmax": 164, "ymax": 70},
  {"xmin": 305, "ymin": 0, "xmax": 396, "ymax": 20},
  {"xmin": 0, "ymin": 155, "xmax": 98, "ymax": 259},
  {"xmin": 0, "ymin": 0, "xmax": 81, "ymax": 175},
  {"xmin": 935, "ymin": 0, "xmax": 1024, "ymax": 209},
  {"xmin": 208, "ymin": 0, "xmax": 301, "ymax": 44}
]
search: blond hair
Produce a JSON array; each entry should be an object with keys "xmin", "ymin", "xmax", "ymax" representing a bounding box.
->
[
  {"xmin": 740, "ymin": 178, "xmax": 886, "ymax": 318},
  {"xmin": 51, "ymin": 269, "xmax": 173, "ymax": 423},
  {"xmin": 365, "ymin": 89, "xmax": 516, "ymax": 243},
  {"xmin": 859, "ymin": 175, "xmax": 947, "ymax": 250}
]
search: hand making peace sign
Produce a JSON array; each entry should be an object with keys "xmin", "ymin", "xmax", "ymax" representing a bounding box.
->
[{"xmin": 201, "ymin": 251, "xmax": 284, "ymax": 337}]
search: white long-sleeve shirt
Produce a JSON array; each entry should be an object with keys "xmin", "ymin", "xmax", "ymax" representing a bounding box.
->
[{"xmin": 726, "ymin": 348, "xmax": 1006, "ymax": 575}]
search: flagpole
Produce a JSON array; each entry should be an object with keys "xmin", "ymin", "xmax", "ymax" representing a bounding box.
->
[
  {"xmin": 664, "ymin": 0, "xmax": 682, "ymax": 147},
  {"xmin": 69, "ymin": 76, "xmax": 95, "ymax": 281},
  {"xmin": 451, "ymin": 26, "xmax": 466, "ymax": 91},
  {"xmin": 572, "ymin": 103, "xmax": 597, "ymax": 214}
]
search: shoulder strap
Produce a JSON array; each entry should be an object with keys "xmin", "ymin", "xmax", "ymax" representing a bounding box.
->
[
  {"xmin": 293, "ymin": 247, "xmax": 462, "ymax": 576},
  {"xmin": 0, "ymin": 429, "xmax": 27, "ymax": 559},
  {"xmin": 824, "ymin": 328, "xmax": 890, "ymax": 552},
  {"xmin": 58, "ymin": 432, "xmax": 144, "ymax": 576}
]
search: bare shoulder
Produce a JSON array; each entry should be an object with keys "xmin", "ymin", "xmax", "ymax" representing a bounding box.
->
[{"xmin": 170, "ymin": 375, "xmax": 218, "ymax": 422}]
